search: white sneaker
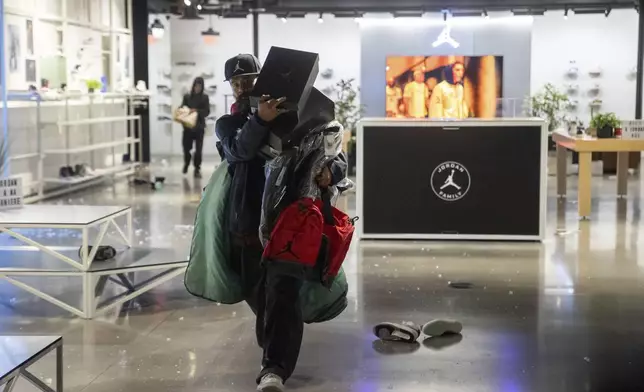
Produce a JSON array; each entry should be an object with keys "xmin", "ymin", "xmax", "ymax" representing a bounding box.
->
[
  {"xmin": 257, "ymin": 373, "xmax": 285, "ymax": 392},
  {"xmin": 422, "ymin": 319, "xmax": 463, "ymax": 337}
]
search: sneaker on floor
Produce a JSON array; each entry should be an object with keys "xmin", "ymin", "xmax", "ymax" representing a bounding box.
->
[
  {"xmin": 182, "ymin": 164, "xmax": 189, "ymax": 175},
  {"xmin": 257, "ymin": 373, "xmax": 284, "ymax": 392},
  {"xmin": 373, "ymin": 321, "xmax": 421, "ymax": 343},
  {"xmin": 194, "ymin": 170, "xmax": 202, "ymax": 179},
  {"xmin": 422, "ymin": 319, "xmax": 463, "ymax": 337}
]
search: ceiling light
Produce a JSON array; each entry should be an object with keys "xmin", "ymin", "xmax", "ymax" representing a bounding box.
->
[
  {"xmin": 197, "ymin": 4, "xmax": 202, "ymax": 10},
  {"xmin": 281, "ymin": 17, "xmax": 287, "ymax": 23},
  {"xmin": 202, "ymin": 27, "xmax": 220, "ymax": 44},
  {"xmin": 202, "ymin": 16, "xmax": 219, "ymax": 45},
  {"xmin": 184, "ymin": 0, "xmax": 191, "ymax": 5},
  {"xmin": 318, "ymin": 13, "xmax": 323, "ymax": 23},
  {"xmin": 150, "ymin": 18, "xmax": 164, "ymax": 39}
]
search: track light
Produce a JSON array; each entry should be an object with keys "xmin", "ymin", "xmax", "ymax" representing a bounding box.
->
[
  {"xmin": 281, "ymin": 17, "xmax": 287, "ymax": 23},
  {"xmin": 197, "ymin": 4, "xmax": 202, "ymax": 10},
  {"xmin": 482, "ymin": 10, "xmax": 489, "ymax": 19},
  {"xmin": 443, "ymin": 11, "xmax": 447, "ymax": 22},
  {"xmin": 605, "ymin": 7, "xmax": 612, "ymax": 17},
  {"xmin": 184, "ymin": 0, "xmax": 191, "ymax": 6},
  {"xmin": 317, "ymin": 12, "xmax": 323, "ymax": 23},
  {"xmin": 564, "ymin": 8, "xmax": 569, "ymax": 19},
  {"xmin": 150, "ymin": 18, "xmax": 164, "ymax": 39}
]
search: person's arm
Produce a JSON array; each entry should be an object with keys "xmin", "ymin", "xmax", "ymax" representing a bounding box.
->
[
  {"xmin": 215, "ymin": 114, "xmax": 270, "ymax": 163},
  {"xmin": 403, "ymin": 84, "xmax": 411, "ymax": 116},
  {"xmin": 181, "ymin": 94, "xmax": 188, "ymax": 108},
  {"xmin": 328, "ymin": 152, "xmax": 347, "ymax": 186},
  {"xmin": 428, "ymin": 86, "xmax": 443, "ymax": 118},
  {"xmin": 196, "ymin": 95, "xmax": 210, "ymax": 119},
  {"xmin": 317, "ymin": 152, "xmax": 348, "ymax": 188}
]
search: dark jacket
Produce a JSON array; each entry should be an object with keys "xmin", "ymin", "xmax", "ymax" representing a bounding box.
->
[
  {"xmin": 181, "ymin": 77, "xmax": 210, "ymax": 130},
  {"xmin": 216, "ymin": 112, "xmax": 270, "ymax": 238}
]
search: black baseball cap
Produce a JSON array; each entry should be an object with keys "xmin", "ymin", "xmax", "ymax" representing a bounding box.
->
[{"xmin": 224, "ymin": 54, "xmax": 261, "ymax": 81}]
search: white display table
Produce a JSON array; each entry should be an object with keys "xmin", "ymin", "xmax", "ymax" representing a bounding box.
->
[
  {"xmin": 0, "ymin": 336, "xmax": 63, "ymax": 392},
  {"xmin": 357, "ymin": 118, "xmax": 547, "ymax": 241},
  {"xmin": 0, "ymin": 205, "xmax": 188, "ymax": 318}
]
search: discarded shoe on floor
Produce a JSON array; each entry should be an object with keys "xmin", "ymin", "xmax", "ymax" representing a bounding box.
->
[
  {"xmin": 422, "ymin": 319, "xmax": 463, "ymax": 337},
  {"xmin": 78, "ymin": 245, "xmax": 117, "ymax": 262},
  {"xmin": 373, "ymin": 321, "xmax": 421, "ymax": 343}
]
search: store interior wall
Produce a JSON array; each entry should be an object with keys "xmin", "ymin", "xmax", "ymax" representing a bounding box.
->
[
  {"xmin": 530, "ymin": 9, "xmax": 639, "ymax": 124},
  {"xmin": 147, "ymin": 14, "xmax": 360, "ymax": 158},
  {"xmin": 360, "ymin": 16, "xmax": 533, "ymax": 117},
  {"xmin": 3, "ymin": 0, "xmax": 134, "ymax": 193}
]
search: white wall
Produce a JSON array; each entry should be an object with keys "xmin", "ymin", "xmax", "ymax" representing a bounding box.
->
[
  {"xmin": 147, "ymin": 13, "xmax": 361, "ymax": 158},
  {"xmin": 531, "ymin": 9, "xmax": 639, "ymax": 124},
  {"xmin": 258, "ymin": 14, "xmax": 361, "ymax": 96}
]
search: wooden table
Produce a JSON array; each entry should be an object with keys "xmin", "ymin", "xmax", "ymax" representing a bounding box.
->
[{"xmin": 553, "ymin": 131, "xmax": 644, "ymax": 219}]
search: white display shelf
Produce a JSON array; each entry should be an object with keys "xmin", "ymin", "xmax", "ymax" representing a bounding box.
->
[
  {"xmin": 4, "ymin": 94, "xmax": 144, "ymax": 203},
  {"xmin": 57, "ymin": 115, "xmax": 140, "ymax": 127},
  {"xmin": 44, "ymin": 138, "xmax": 139, "ymax": 155},
  {"xmin": 9, "ymin": 152, "xmax": 41, "ymax": 161},
  {"xmin": 43, "ymin": 163, "xmax": 138, "ymax": 185}
]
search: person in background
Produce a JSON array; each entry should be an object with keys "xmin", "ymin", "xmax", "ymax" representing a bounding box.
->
[
  {"xmin": 403, "ymin": 69, "xmax": 430, "ymax": 118},
  {"xmin": 181, "ymin": 76, "xmax": 210, "ymax": 178},
  {"xmin": 385, "ymin": 77, "xmax": 403, "ymax": 118},
  {"xmin": 429, "ymin": 62, "xmax": 470, "ymax": 119}
]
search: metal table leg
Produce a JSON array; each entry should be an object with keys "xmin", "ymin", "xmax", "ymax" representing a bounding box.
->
[
  {"xmin": 578, "ymin": 152, "xmax": 592, "ymax": 219},
  {"xmin": 556, "ymin": 143, "xmax": 568, "ymax": 198},
  {"xmin": 617, "ymin": 151, "xmax": 629, "ymax": 198}
]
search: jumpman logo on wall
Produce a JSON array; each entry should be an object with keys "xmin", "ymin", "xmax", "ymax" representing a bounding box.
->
[
  {"xmin": 432, "ymin": 25, "xmax": 460, "ymax": 48},
  {"xmin": 440, "ymin": 170, "xmax": 462, "ymax": 190}
]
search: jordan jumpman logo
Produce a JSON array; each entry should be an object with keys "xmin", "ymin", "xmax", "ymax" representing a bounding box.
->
[
  {"xmin": 276, "ymin": 240, "xmax": 298, "ymax": 259},
  {"xmin": 432, "ymin": 25, "xmax": 460, "ymax": 48},
  {"xmin": 440, "ymin": 170, "xmax": 461, "ymax": 190},
  {"xmin": 234, "ymin": 61, "xmax": 244, "ymax": 74}
]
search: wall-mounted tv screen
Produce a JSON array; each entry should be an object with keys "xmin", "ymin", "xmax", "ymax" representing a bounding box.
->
[{"xmin": 385, "ymin": 55, "xmax": 503, "ymax": 119}]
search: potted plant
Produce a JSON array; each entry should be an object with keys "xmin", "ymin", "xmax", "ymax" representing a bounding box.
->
[
  {"xmin": 86, "ymin": 79, "xmax": 102, "ymax": 93},
  {"xmin": 0, "ymin": 137, "xmax": 23, "ymax": 210},
  {"xmin": 590, "ymin": 112, "xmax": 620, "ymax": 139},
  {"xmin": 331, "ymin": 78, "xmax": 364, "ymax": 175},
  {"xmin": 526, "ymin": 83, "xmax": 569, "ymax": 133}
]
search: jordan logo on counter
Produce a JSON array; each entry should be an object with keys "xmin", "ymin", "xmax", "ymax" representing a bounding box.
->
[{"xmin": 430, "ymin": 161, "xmax": 471, "ymax": 201}]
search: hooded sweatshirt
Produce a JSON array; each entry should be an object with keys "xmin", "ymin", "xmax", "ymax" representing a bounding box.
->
[{"xmin": 181, "ymin": 77, "xmax": 210, "ymax": 130}]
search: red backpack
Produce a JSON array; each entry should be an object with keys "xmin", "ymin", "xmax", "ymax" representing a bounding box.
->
[{"xmin": 262, "ymin": 193, "xmax": 356, "ymax": 287}]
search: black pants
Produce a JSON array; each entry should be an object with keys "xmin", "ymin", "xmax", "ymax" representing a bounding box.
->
[
  {"xmin": 182, "ymin": 128, "xmax": 204, "ymax": 170},
  {"xmin": 232, "ymin": 239, "xmax": 304, "ymax": 384}
]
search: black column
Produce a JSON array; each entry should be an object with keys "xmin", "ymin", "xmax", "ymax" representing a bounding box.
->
[
  {"xmin": 636, "ymin": 5, "xmax": 644, "ymax": 119},
  {"xmin": 132, "ymin": 0, "xmax": 151, "ymax": 163},
  {"xmin": 252, "ymin": 10, "xmax": 259, "ymax": 57}
]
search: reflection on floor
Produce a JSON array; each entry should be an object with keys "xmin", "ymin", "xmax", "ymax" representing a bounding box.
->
[{"xmin": 2, "ymin": 165, "xmax": 644, "ymax": 392}]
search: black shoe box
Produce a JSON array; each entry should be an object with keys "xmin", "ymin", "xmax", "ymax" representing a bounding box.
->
[
  {"xmin": 259, "ymin": 87, "xmax": 335, "ymax": 157},
  {"xmin": 250, "ymin": 46, "xmax": 319, "ymax": 114}
]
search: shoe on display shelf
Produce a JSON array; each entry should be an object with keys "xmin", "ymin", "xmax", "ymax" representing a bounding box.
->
[{"xmin": 589, "ymin": 67, "xmax": 602, "ymax": 76}]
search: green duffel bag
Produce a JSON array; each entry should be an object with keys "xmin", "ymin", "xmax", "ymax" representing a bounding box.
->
[
  {"xmin": 184, "ymin": 161, "xmax": 348, "ymax": 323},
  {"xmin": 184, "ymin": 161, "xmax": 244, "ymax": 304}
]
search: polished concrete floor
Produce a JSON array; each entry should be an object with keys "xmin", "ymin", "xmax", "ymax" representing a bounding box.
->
[{"xmin": 2, "ymin": 160, "xmax": 644, "ymax": 391}]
